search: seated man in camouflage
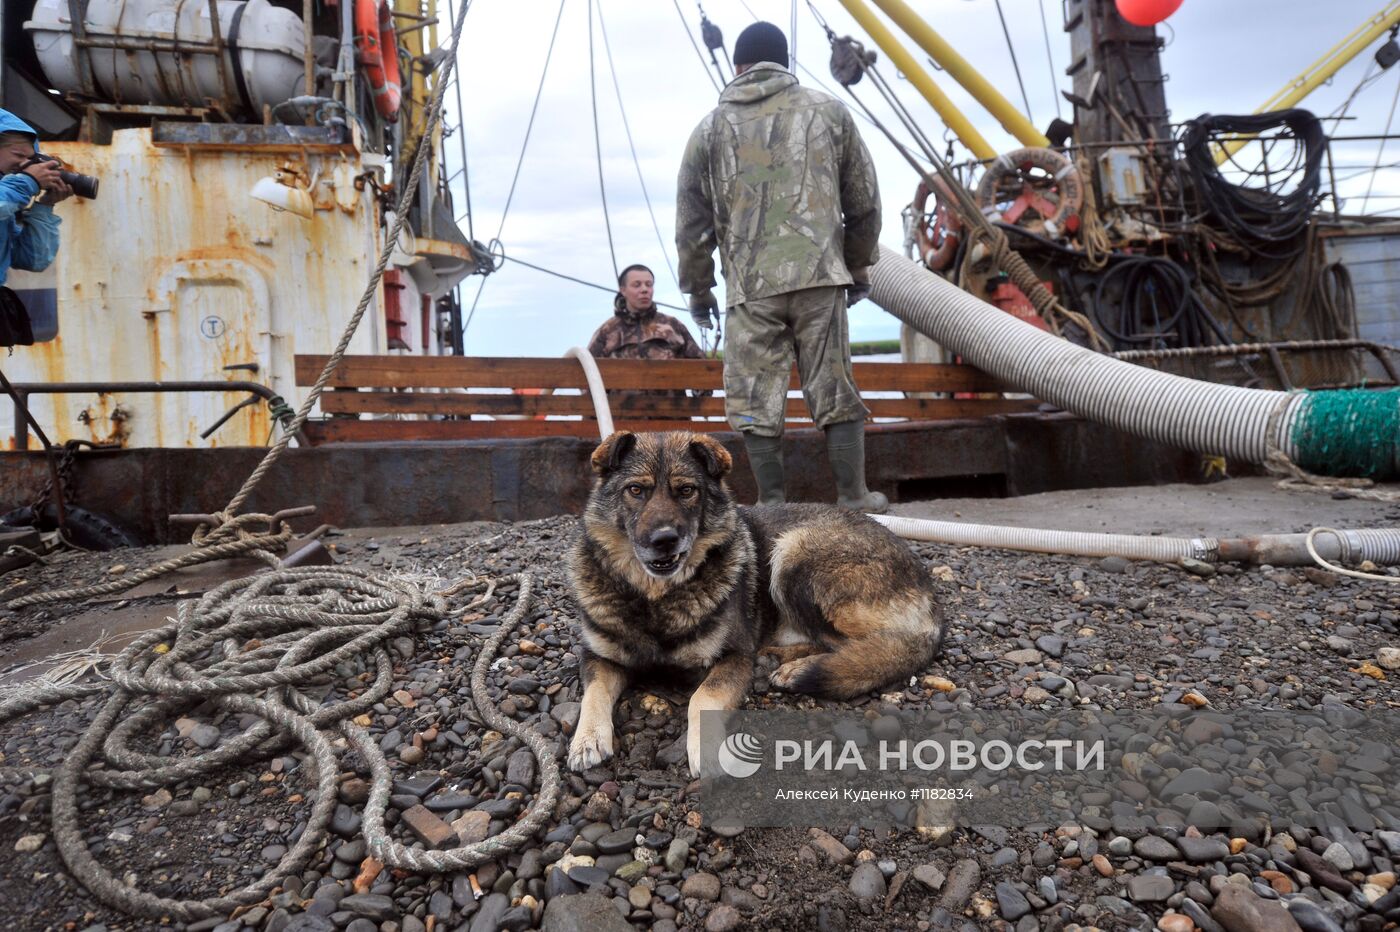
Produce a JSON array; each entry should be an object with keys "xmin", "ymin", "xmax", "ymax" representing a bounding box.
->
[
  {"xmin": 588, "ymin": 264, "xmax": 710, "ymax": 412},
  {"xmin": 587, "ymin": 263, "xmax": 706, "ymax": 361}
]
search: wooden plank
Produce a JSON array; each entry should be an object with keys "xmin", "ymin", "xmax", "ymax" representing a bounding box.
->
[
  {"xmin": 295, "ymin": 355, "xmax": 1010, "ymax": 394},
  {"xmin": 302, "ymin": 418, "xmax": 737, "ymax": 443},
  {"xmin": 318, "ymin": 390, "xmax": 713, "ymax": 418},
  {"xmin": 296, "ymin": 355, "xmax": 724, "ymax": 391},
  {"xmin": 318, "ymin": 389, "xmax": 1039, "ymax": 421}
]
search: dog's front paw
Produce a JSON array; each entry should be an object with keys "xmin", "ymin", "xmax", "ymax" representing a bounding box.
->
[
  {"xmin": 687, "ymin": 727, "xmax": 705, "ymax": 779},
  {"xmin": 770, "ymin": 655, "xmax": 821, "ymax": 692},
  {"xmin": 568, "ymin": 722, "xmax": 615, "ymax": 771}
]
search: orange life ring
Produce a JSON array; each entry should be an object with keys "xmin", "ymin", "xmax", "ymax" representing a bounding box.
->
[
  {"xmin": 975, "ymin": 147, "xmax": 1083, "ymax": 239},
  {"xmin": 355, "ymin": 0, "xmax": 402, "ymax": 122},
  {"xmin": 912, "ymin": 175, "xmax": 963, "ymax": 272}
]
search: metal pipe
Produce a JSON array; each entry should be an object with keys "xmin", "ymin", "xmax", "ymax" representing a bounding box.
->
[
  {"xmin": 1112, "ymin": 339, "xmax": 1400, "ymax": 385},
  {"xmin": 303, "ymin": 0, "xmax": 315, "ymax": 98},
  {"xmin": 206, "ymin": 0, "xmax": 234, "ymax": 119},
  {"xmin": 73, "ymin": 36, "xmax": 221, "ymax": 52},
  {"xmin": 865, "ymin": 0, "xmax": 1049, "ymax": 147},
  {"xmin": 338, "ymin": 0, "xmax": 356, "ymax": 117},
  {"xmin": 6, "ymin": 381, "xmax": 306, "ymax": 449},
  {"xmin": 833, "ymin": 0, "xmax": 996, "ymax": 160},
  {"xmin": 1217, "ymin": 1, "xmax": 1400, "ymax": 163},
  {"xmin": 65, "ymin": 0, "xmax": 97, "ymax": 97},
  {"xmin": 0, "ymin": 369, "xmax": 70, "ymax": 535}
]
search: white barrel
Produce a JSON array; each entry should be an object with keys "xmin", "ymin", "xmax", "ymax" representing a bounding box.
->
[{"xmin": 26, "ymin": 0, "xmax": 306, "ymax": 114}]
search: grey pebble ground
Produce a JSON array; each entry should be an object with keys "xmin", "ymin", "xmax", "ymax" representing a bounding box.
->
[{"xmin": 1, "ymin": 478, "xmax": 1399, "ymax": 932}]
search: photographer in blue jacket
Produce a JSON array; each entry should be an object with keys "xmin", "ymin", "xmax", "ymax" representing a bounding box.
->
[{"xmin": 0, "ymin": 110, "xmax": 68, "ymax": 346}]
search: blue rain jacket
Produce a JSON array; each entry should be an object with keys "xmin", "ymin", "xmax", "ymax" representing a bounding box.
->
[{"xmin": 0, "ymin": 109, "xmax": 61, "ymax": 285}]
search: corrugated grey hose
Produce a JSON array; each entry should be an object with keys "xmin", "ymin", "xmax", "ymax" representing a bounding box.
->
[
  {"xmin": 868, "ymin": 247, "xmax": 1400, "ymax": 569},
  {"xmin": 0, "ymin": 567, "xmax": 560, "ymax": 921},
  {"xmin": 872, "ymin": 515, "xmax": 1400, "ymax": 568},
  {"xmin": 869, "ymin": 245, "xmax": 1305, "ymax": 464}
]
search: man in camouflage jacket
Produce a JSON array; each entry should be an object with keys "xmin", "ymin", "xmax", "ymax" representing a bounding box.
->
[
  {"xmin": 675, "ymin": 21, "xmax": 887, "ymax": 512},
  {"xmin": 588, "ymin": 263, "xmax": 707, "ymax": 410}
]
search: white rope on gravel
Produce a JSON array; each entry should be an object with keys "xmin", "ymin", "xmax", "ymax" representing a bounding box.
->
[{"xmin": 0, "ymin": 567, "xmax": 562, "ymax": 921}]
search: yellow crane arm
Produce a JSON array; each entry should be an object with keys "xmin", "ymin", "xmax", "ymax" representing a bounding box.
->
[
  {"xmin": 835, "ymin": 0, "xmax": 997, "ymax": 160},
  {"xmin": 1217, "ymin": 1, "xmax": 1400, "ymax": 163},
  {"xmin": 867, "ymin": 0, "xmax": 1050, "ymax": 148}
]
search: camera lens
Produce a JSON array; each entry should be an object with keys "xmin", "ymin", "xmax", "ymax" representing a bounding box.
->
[{"xmin": 58, "ymin": 170, "xmax": 99, "ymax": 200}]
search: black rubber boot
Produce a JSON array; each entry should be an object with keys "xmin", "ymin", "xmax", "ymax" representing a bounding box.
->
[
  {"xmin": 825, "ymin": 420, "xmax": 889, "ymax": 513},
  {"xmin": 743, "ymin": 433, "xmax": 786, "ymax": 505}
]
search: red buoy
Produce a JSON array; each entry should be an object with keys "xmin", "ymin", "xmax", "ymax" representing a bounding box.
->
[{"xmin": 1115, "ymin": 0, "xmax": 1182, "ymax": 27}]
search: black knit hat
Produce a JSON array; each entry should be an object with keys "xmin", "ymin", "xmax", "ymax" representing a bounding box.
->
[{"xmin": 733, "ymin": 21, "xmax": 788, "ymax": 67}]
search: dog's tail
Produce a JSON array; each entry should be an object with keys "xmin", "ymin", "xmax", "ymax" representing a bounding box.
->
[{"xmin": 785, "ymin": 604, "xmax": 946, "ymax": 701}]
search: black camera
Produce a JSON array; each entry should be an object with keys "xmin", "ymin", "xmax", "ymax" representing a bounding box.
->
[{"xmin": 19, "ymin": 153, "xmax": 99, "ymax": 200}]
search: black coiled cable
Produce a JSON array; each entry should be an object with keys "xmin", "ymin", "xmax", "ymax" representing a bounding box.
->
[
  {"xmin": 1090, "ymin": 255, "xmax": 1233, "ymax": 351},
  {"xmin": 1179, "ymin": 109, "xmax": 1326, "ymax": 259}
]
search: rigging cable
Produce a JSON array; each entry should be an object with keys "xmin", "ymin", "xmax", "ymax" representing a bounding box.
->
[
  {"xmin": 1362, "ymin": 67, "xmax": 1400, "ymax": 215},
  {"xmin": 588, "ymin": 0, "xmax": 619, "ymax": 277},
  {"xmin": 501, "ymin": 252, "xmax": 690, "ymax": 314},
  {"xmin": 671, "ymin": 0, "xmax": 722, "ymax": 93},
  {"xmin": 698, "ymin": 4, "xmax": 733, "ymax": 84},
  {"xmin": 596, "ymin": 0, "xmax": 682, "ymax": 296},
  {"xmin": 823, "ymin": 32, "xmax": 1105, "ymax": 349},
  {"xmin": 463, "ymin": 0, "xmax": 569, "ymax": 336},
  {"xmin": 733, "ymin": 0, "xmax": 885, "ymax": 135},
  {"xmin": 993, "ymin": 0, "xmax": 1034, "ymax": 125},
  {"xmin": 790, "ymin": 0, "xmax": 798, "ymax": 72},
  {"xmin": 1037, "ymin": 0, "xmax": 1062, "ymax": 121}
]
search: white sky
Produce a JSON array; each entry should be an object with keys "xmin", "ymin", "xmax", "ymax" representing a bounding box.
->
[{"xmin": 444, "ymin": 0, "xmax": 1400, "ymax": 356}]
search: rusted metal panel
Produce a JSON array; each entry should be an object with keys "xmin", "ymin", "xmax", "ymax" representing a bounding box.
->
[
  {"xmin": 1323, "ymin": 230, "xmax": 1400, "ymax": 382},
  {"xmin": 3, "ymin": 127, "xmax": 386, "ymax": 449}
]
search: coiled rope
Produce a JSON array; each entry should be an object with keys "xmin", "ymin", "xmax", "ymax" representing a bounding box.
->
[{"xmin": 0, "ymin": 568, "xmax": 561, "ymax": 921}]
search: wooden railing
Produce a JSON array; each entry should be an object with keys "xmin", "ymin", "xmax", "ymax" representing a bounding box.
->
[{"xmin": 293, "ymin": 355, "xmax": 1038, "ymax": 442}]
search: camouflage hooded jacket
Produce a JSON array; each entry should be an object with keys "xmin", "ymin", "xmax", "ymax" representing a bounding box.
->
[
  {"xmin": 676, "ymin": 63, "xmax": 881, "ymax": 307},
  {"xmin": 587, "ymin": 300, "xmax": 706, "ymax": 360}
]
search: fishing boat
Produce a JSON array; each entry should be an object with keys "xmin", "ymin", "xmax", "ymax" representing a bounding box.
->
[
  {"xmin": 2, "ymin": 4, "xmax": 1400, "ymax": 931},
  {"xmin": 0, "ymin": 0, "xmax": 1396, "ymax": 539}
]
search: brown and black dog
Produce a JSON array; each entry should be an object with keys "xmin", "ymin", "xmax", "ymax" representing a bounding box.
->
[{"xmin": 566, "ymin": 430, "xmax": 945, "ymax": 776}]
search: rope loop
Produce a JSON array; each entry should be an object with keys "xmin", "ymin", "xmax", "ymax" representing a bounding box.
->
[{"xmin": 0, "ymin": 568, "xmax": 562, "ymax": 919}]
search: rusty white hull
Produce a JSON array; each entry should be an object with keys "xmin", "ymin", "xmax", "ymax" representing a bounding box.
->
[{"xmin": 2, "ymin": 127, "xmax": 420, "ymax": 449}]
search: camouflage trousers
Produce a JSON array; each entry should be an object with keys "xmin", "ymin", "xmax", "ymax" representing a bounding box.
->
[{"xmin": 722, "ymin": 285, "xmax": 868, "ymax": 436}]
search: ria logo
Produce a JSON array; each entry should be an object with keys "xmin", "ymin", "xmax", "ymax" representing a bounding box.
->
[{"xmin": 717, "ymin": 732, "xmax": 764, "ymax": 779}]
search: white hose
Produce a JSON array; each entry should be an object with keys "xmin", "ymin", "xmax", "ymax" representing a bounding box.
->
[
  {"xmin": 564, "ymin": 346, "xmax": 614, "ymax": 437},
  {"xmin": 872, "ymin": 514, "xmax": 1213, "ymax": 562},
  {"xmin": 562, "ymin": 319, "xmax": 1400, "ymax": 571},
  {"xmin": 874, "ymin": 513, "xmax": 1400, "ymax": 569},
  {"xmin": 869, "ymin": 246, "xmax": 1306, "ymax": 464}
]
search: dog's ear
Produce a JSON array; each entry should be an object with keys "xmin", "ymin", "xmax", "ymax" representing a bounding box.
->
[
  {"xmin": 591, "ymin": 431, "xmax": 638, "ymax": 475},
  {"xmin": 689, "ymin": 434, "xmax": 732, "ymax": 479}
]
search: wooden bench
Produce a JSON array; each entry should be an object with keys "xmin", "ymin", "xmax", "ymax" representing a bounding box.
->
[{"xmin": 293, "ymin": 355, "xmax": 1039, "ymax": 443}]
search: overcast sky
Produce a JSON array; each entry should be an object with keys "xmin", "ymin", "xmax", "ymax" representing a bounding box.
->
[{"xmin": 445, "ymin": 0, "xmax": 1400, "ymax": 357}]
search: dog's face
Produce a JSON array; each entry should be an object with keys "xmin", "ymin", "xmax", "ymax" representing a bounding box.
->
[{"xmin": 586, "ymin": 431, "xmax": 733, "ymax": 580}]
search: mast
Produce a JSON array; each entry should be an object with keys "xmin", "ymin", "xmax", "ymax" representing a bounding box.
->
[{"xmin": 1063, "ymin": 0, "xmax": 1171, "ymax": 147}]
